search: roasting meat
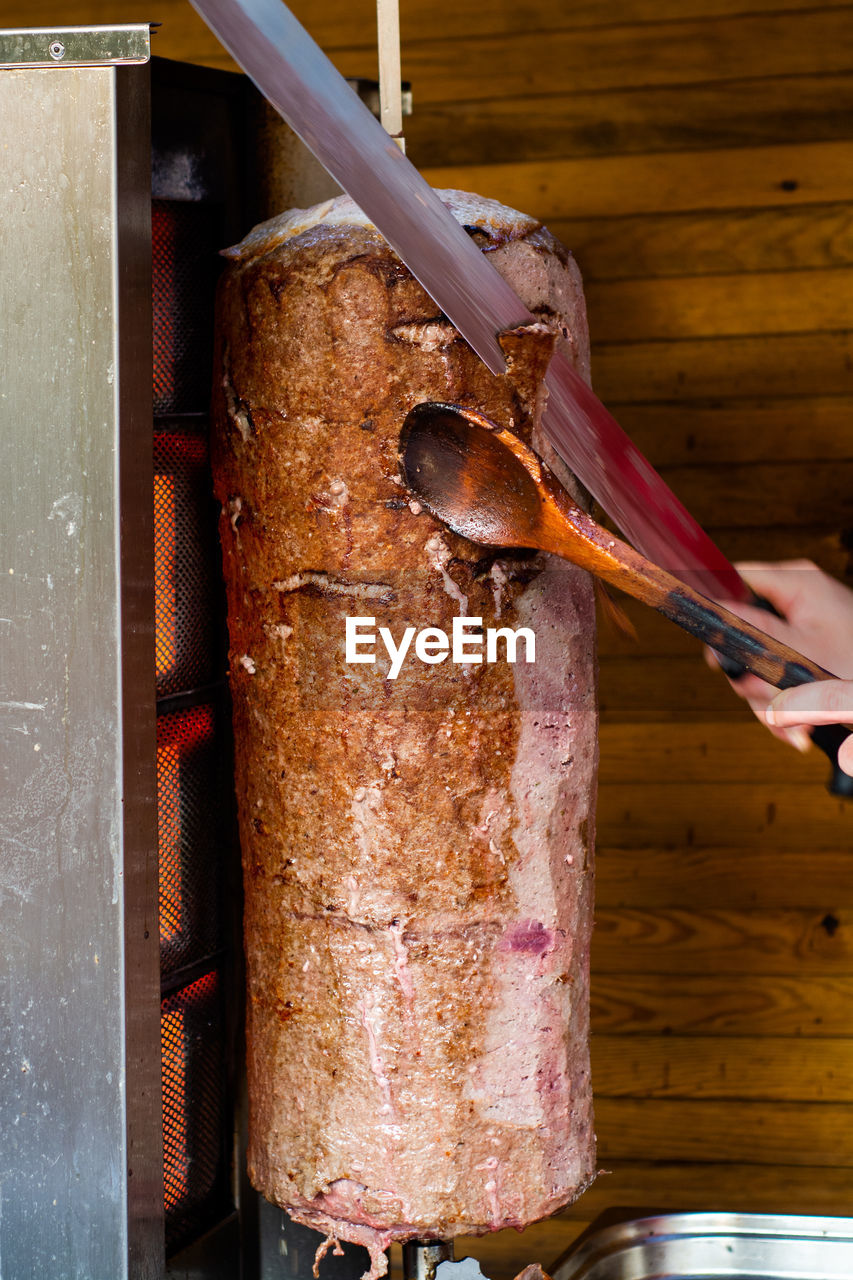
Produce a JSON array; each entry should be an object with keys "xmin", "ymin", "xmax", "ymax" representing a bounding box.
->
[{"xmin": 211, "ymin": 191, "xmax": 598, "ymax": 1277}]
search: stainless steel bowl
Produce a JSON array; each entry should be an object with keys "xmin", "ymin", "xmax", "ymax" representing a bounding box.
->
[{"xmin": 552, "ymin": 1212, "xmax": 853, "ymax": 1279}]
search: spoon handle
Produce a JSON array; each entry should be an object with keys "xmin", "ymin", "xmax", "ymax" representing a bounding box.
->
[
  {"xmin": 540, "ymin": 500, "xmax": 837, "ymax": 691},
  {"xmin": 650, "ymin": 577, "xmax": 832, "ymax": 690}
]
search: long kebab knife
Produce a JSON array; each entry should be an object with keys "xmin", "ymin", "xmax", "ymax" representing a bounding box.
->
[
  {"xmin": 189, "ymin": 0, "xmax": 851, "ymax": 791},
  {"xmin": 189, "ymin": 0, "xmax": 736, "ymax": 595}
]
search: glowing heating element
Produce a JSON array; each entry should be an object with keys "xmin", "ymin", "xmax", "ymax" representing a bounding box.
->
[
  {"xmin": 153, "ymin": 431, "xmax": 215, "ymax": 700},
  {"xmin": 161, "ymin": 1005, "xmax": 189, "ymax": 1211},
  {"xmin": 156, "ymin": 738, "xmax": 182, "ymax": 948},
  {"xmin": 156, "ymin": 706, "xmax": 216, "ymax": 958},
  {"xmin": 154, "ymin": 472, "xmax": 178, "ymax": 681},
  {"xmin": 152, "ymin": 195, "xmax": 228, "ymax": 1252},
  {"xmin": 160, "ymin": 972, "xmax": 222, "ymax": 1223}
]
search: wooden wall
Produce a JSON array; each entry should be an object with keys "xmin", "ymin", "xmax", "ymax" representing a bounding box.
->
[{"xmin": 6, "ymin": 0, "xmax": 853, "ymax": 1272}]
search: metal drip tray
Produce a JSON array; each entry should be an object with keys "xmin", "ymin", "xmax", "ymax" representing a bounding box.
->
[{"xmin": 552, "ymin": 1212, "xmax": 853, "ymax": 1279}]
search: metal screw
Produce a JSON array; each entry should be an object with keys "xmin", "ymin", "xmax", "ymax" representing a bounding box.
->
[{"xmin": 48, "ymin": 41, "xmax": 65, "ymax": 61}]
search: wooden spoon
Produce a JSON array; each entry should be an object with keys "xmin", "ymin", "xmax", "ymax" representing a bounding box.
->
[{"xmin": 398, "ymin": 401, "xmax": 837, "ymax": 692}]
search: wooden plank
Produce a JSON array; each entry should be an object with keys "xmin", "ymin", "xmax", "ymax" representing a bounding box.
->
[
  {"xmin": 595, "ymin": 1096, "xmax": 853, "ymax": 1166},
  {"xmin": 560, "ymin": 1158, "xmax": 853, "ymax": 1219},
  {"xmin": 587, "ymin": 268, "xmax": 853, "ymax": 343},
  {"xmin": 591, "ymin": 1034, "xmax": 853, "ymax": 1102},
  {"xmin": 82, "ymin": 2, "xmax": 851, "ymax": 85},
  {"xmin": 14, "ymin": 0, "xmax": 853, "ymax": 54},
  {"xmin": 596, "ymin": 845, "xmax": 853, "ymax": 911},
  {"xmin": 596, "ymin": 592, "xmax": 703, "ymax": 658},
  {"xmin": 598, "ymin": 721, "xmax": 830, "ymax": 786},
  {"xmin": 423, "ymin": 141, "xmax": 853, "ymax": 222},
  {"xmin": 591, "ymin": 332, "xmax": 853, "ymax": 403},
  {"xmin": 597, "ymin": 782, "xmax": 853, "ymax": 848},
  {"xmin": 598, "ymin": 655, "xmax": 761, "ymax": 723},
  {"xmin": 649, "ymin": 460, "xmax": 853, "ymax": 530},
  {"xmin": 554, "ymin": 205, "xmax": 853, "ymax": 282},
  {"xmin": 331, "ymin": 0, "xmax": 853, "ymax": 40},
  {"xmin": 386, "ymin": 11, "xmax": 853, "ymax": 107},
  {"xmin": 592, "ymin": 906, "xmax": 853, "ymax": 975},
  {"xmin": 591, "ymin": 972, "xmax": 853, "ymax": 1037},
  {"xmin": 612, "ymin": 398, "xmax": 853, "ymax": 467},
  {"xmin": 700, "ymin": 526, "xmax": 853, "ymax": 576},
  {"xmin": 408, "ymin": 73, "xmax": 853, "ymax": 168}
]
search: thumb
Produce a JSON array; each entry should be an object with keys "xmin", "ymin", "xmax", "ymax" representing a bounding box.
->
[{"xmin": 766, "ymin": 679, "xmax": 853, "ymax": 729}]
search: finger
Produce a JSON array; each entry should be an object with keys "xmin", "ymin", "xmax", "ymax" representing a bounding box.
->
[
  {"xmin": 732, "ymin": 685, "xmax": 810, "ymax": 750},
  {"xmin": 703, "ymin": 643, "xmax": 781, "ymax": 703},
  {"xmin": 742, "ymin": 693, "xmax": 809, "ymax": 750},
  {"xmin": 715, "ymin": 597, "xmax": 806, "ymax": 647},
  {"xmin": 710, "ymin": 594, "xmax": 841, "ymax": 681},
  {"xmin": 704, "ymin": 645, "xmax": 811, "ymax": 749},
  {"xmin": 766, "ymin": 680, "xmax": 853, "ymax": 728},
  {"xmin": 733, "ymin": 559, "xmax": 822, "ymax": 617}
]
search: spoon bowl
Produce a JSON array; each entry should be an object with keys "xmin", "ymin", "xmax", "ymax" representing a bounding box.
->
[{"xmin": 399, "ymin": 401, "xmax": 545, "ymax": 548}]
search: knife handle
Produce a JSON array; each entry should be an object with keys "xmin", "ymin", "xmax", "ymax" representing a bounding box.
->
[{"xmin": 716, "ymin": 596, "xmax": 853, "ymax": 797}]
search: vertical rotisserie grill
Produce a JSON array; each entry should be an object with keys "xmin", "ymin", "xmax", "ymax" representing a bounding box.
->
[{"xmin": 150, "ymin": 155, "xmax": 237, "ymax": 1261}]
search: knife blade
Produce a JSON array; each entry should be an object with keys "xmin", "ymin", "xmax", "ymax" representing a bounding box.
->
[{"xmin": 188, "ymin": 0, "xmax": 744, "ymax": 599}]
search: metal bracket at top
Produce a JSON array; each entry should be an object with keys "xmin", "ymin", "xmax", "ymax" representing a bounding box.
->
[{"xmin": 0, "ymin": 25, "xmax": 151, "ymax": 69}]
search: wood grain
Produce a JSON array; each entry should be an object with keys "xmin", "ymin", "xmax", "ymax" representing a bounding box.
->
[
  {"xmin": 596, "ymin": 1096, "xmax": 853, "ymax": 1166},
  {"xmin": 565, "ymin": 1157, "xmax": 853, "ymax": 1217},
  {"xmin": 423, "ymin": 141, "xmax": 853, "ymax": 221},
  {"xmin": 556, "ymin": 205, "xmax": 853, "ymax": 281},
  {"xmin": 595, "ymin": 584, "xmax": 849, "ymax": 659},
  {"xmin": 591, "ymin": 972, "xmax": 853, "ymax": 1037},
  {"xmin": 598, "ymin": 655, "xmax": 759, "ymax": 722},
  {"xmin": 592, "ymin": 331, "xmax": 853, "ymax": 403},
  {"xmin": 596, "ymin": 845, "xmax": 853, "ymax": 909},
  {"xmin": 648, "ymin": 461, "xmax": 853, "ymax": 529},
  {"xmin": 597, "ymin": 782, "xmax": 853, "ymax": 846},
  {"xmin": 587, "ymin": 268, "xmax": 853, "ymax": 343},
  {"xmin": 611, "ymin": 397, "xmax": 853, "ymax": 466},
  {"xmin": 591, "ymin": 1033, "xmax": 853, "ymax": 1101},
  {"xmin": 593, "ymin": 906, "xmax": 853, "ymax": 974},
  {"xmin": 703, "ymin": 527, "xmax": 853, "ymax": 577},
  {"xmin": 598, "ymin": 721, "xmax": 837, "ymax": 786},
  {"xmin": 388, "ymin": 11, "xmax": 853, "ymax": 106},
  {"xmin": 407, "ymin": 74, "xmax": 853, "ymax": 168},
  {"xmin": 455, "ymin": 1219, "xmax": 589, "ymax": 1280},
  {"xmin": 13, "ymin": 0, "xmax": 853, "ymax": 53}
]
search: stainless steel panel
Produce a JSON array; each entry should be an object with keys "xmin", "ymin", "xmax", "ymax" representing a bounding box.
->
[
  {"xmin": 0, "ymin": 45, "xmax": 161, "ymax": 1279},
  {"xmin": 553, "ymin": 1212, "xmax": 853, "ymax": 1280},
  {"xmin": 0, "ymin": 23, "xmax": 150, "ymax": 68}
]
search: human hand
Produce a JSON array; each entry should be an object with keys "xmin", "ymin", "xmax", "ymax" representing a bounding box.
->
[
  {"xmin": 704, "ymin": 559, "xmax": 853, "ymax": 759},
  {"xmin": 765, "ymin": 679, "xmax": 853, "ymax": 776}
]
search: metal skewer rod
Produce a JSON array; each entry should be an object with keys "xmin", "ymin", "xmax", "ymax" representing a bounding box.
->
[{"xmin": 402, "ymin": 1240, "xmax": 454, "ymax": 1280}]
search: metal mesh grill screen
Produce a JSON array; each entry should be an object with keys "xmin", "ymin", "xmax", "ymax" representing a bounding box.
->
[
  {"xmin": 152, "ymin": 166, "xmax": 235, "ymax": 1260},
  {"xmin": 156, "ymin": 704, "xmax": 225, "ymax": 975},
  {"xmin": 152, "ymin": 201, "xmax": 220, "ymax": 415},
  {"xmin": 154, "ymin": 427, "xmax": 220, "ymax": 698},
  {"xmin": 161, "ymin": 971, "xmax": 228, "ymax": 1256}
]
